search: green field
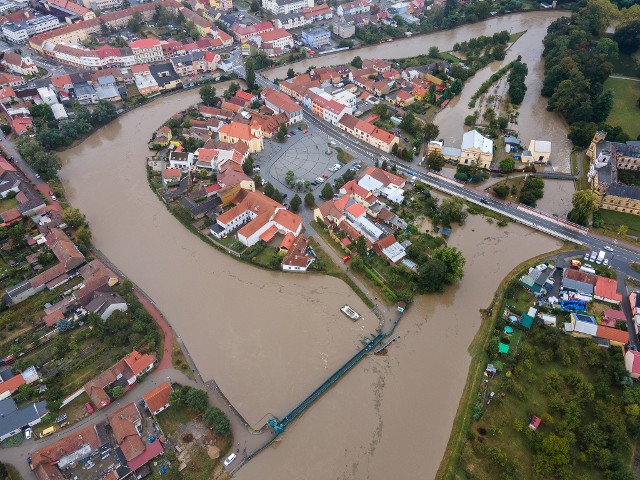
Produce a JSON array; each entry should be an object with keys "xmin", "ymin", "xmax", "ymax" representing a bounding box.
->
[
  {"xmin": 598, "ymin": 208, "xmax": 640, "ymax": 237},
  {"xmin": 604, "ymin": 77, "xmax": 640, "ymax": 139}
]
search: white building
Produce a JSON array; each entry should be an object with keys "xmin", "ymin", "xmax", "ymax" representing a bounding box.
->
[
  {"xmin": 36, "ymin": 86, "xmax": 58, "ymax": 106},
  {"xmin": 262, "ymin": 0, "xmax": 313, "ymax": 15},
  {"xmin": 1, "ymin": 15, "xmax": 59, "ymax": 43}
]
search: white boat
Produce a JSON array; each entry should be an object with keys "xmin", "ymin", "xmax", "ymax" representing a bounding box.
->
[{"xmin": 341, "ymin": 305, "xmax": 360, "ymax": 321}]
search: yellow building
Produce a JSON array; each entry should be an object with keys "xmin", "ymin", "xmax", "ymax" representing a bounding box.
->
[
  {"xmin": 588, "ymin": 131, "xmax": 640, "ymax": 216},
  {"xmin": 460, "ymin": 129, "xmax": 493, "ymax": 170}
]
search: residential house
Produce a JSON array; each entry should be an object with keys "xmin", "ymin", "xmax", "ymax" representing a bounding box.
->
[
  {"xmin": 143, "ymin": 382, "xmax": 172, "ymax": 415},
  {"xmin": 282, "ymin": 234, "xmax": 314, "ymax": 271},
  {"xmin": 594, "ymin": 276, "xmax": 622, "ymax": 305},
  {"xmin": 373, "ymin": 234, "xmax": 406, "ymax": 263},
  {"xmin": 108, "ymin": 403, "xmax": 144, "ymax": 463},
  {"xmin": 303, "ymin": 3, "xmax": 333, "ymax": 22},
  {"xmin": 625, "ymin": 349, "xmax": 640, "ymax": 379},
  {"xmin": 0, "ymin": 366, "xmax": 38, "ymax": 400},
  {"xmin": 152, "ymin": 125, "xmax": 172, "ymax": 147},
  {"xmin": 168, "ymin": 151, "xmax": 194, "ymax": 171},
  {"xmin": 83, "ymin": 350, "xmax": 156, "ymax": 409},
  {"xmin": 0, "ymin": 397, "xmax": 48, "ymax": 442},
  {"xmin": 460, "ymin": 129, "xmax": 493, "ymax": 169},
  {"xmin": 149, "ymin": 63, "xmax": 181, "ymax": 92},
  {"xmin": 254, "ymin": 28, "xmax": 294, "ymax": 57},
  {"xmin": 333, "ymin": 21, "xmax": 355, "ymax": 38},
  {"xmin": 73, "ymin": 82, "xmax": 97, "ymax": 104},
  {"xmin": 217, "ymin": 162, "xmax": 254, "ymax": 190},
  {"xmin": 561, "ymin": 268, "xmax": 597, "ymax": 296},
  {"xmin": 211, "ymin": 189, "xmax": 302, "ymax": 246},
  {"xmin": 31, "ymin": 424, "xmax": 102, "ymax": 480},
  {"xmin": 0, "ymin": 85, "xmax": 16, "ymax": 104},
  {"xmin": 358, "ymin": 166, "xmax": 406, "ymax": 203},
  {"xmin": 274, "ymin": 12, "xmax": 309, "ymax": 30}
]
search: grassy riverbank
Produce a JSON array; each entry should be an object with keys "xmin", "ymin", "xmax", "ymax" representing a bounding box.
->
[{"xmin": 436, "ymin": 244, "xmax": 575, "ymax": 480}]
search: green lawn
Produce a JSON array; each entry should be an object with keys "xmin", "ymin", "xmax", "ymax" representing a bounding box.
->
[
  {"xmin": 604, "ymin": 77, "xmax": 640, "ymax": 139},
  {"xmin": 598, "ymin": 208, "xmax": 640, "ymax": 237},
  {"xmin": 0, "ymin": 196, "xmax": 18, "ymax": 212}
]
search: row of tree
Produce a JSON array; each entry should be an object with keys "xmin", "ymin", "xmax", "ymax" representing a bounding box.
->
[{"xmin": 507, "ymin": 57, "xmax": 528, "ymax": 106}]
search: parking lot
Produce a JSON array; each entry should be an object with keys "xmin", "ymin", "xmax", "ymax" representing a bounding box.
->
[{"xmin": 252, "ymin": 122, "xmax": 366, "ymax": 193}]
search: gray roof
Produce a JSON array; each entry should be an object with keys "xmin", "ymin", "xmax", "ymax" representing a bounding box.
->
[
  {"xmin": 504, "ymin": 135, "xmax": 520, "ymax": 146},
  {"xmin": 95, "ymin": 85, "xmax": 120, "ymax": 100},
  {"xmin": 0, "ymin": 398, "xmax": 48, "ymax": 439},
  {"xmin": 562, "ymin": 278, "xmax": 594, "ymax": 295},
  {"xmin": 74, "ymin": 83, "xmax": 96, "ymax": 97},
  {"xmin": 97, "ymin": 75, "xmax": 116, "ymax": 86}
]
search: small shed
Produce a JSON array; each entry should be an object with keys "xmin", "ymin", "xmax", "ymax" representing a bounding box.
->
[
  {"xmin": 520, "ymin": 314, "xmax": 534, "ymax": 329},
  {"xmin": 529, "ymin": 416, "xmax": 541, "ymax": 430},
  {"xmin": 441, "ymin": 227, "xmax": 451, "ymax": 237},
  {"xmin": 498, "ymin": 342, "xmax": 510, "ymax": 354}
]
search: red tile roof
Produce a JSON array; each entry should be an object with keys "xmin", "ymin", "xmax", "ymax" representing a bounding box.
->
[
  {"xmin": 0, "ymin": 373, "xmax": 25, "ymax": 397},
  {"xmin": 596, "ymin": 325, "xmax": 629, "ymax": 344},
  {"xmin": 123, "ymin": 351, "xmax": 155, "ymax": 375},
  {"xmin": 108, "ymin": 403, "xmax": 144, "ymax": 461}
]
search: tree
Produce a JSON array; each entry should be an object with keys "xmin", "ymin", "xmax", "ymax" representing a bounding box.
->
[
  {"xmin": 204, "ymin": 407, "xmax": 231, "ymax": 435},
  {"xmin": 428, "ymin": 46, "xmax": 440, "ymax": 57},
  {"xmin": 350, "ymin": 56, "xmax": 363, "ymax": 68},
  {"xmin": 92, "ymin": 101, "xmax": 117, "ymax": 126},
  {"xmin": 618, "ymin": 224, "xmax": 628, "ymax": 237},
  {"xmin": 245, "ymin": 58, "xmax": 256, "ymax": 91},
  {"xmin": 304, "ymin": 192, "xmax": 315, "ymax": 207},
  {"xmin": 276, "ymin": 123, "xmax": 288, "ymax": 142},
  {"xmin": 417, "ymin": 258, "xmax": 448, "ymax": 293},
  {"xmin": 534, "ymin": 434, "xmax": 572, "ymax": 477},
  {"xmin": 432, "ymin": 246, "xmax": 465, "ymax": 284},
  {"xmin": 75, "ymin": 226, "xmax": 92, "ymax": 247},
  {"xmin": 285, "ymin": 170, "xmax": 295, "ymax": 186},
  {"xmin": 354, "ymin": 236, "xmax": 367, "ymax": 257},
  {"xmin": 249, "ymin": 0, "xmax": 260, "ymax": 11},
  {"xmin": 399, "ymin": 112, "xmax": 418, "ymax": 136},
  {"xmin": 63, "ymin": 208, "xmax": 87, "ymax": 229},
  {"xmin": 109, "ymin": 386, "xmax": 125, "ymax": 398},
  {"xmin": 439, "ymin": 196, "xmax": 467, "ymax": 225},
  {"xmin": 242, "ymin": 156, "xmax": 254, "ymax": 175},
  {"xmin": 30, "ymin": 151, "xmax": 61, "ymax": 180},
  {"xmin": 224, "ymin": 82, "xmax": 240, "ymax": 100},
  {"xmin": 263, "ymin": 182, "xmax": 275, "ymax": 197},
  {"xmin": 492, "ymin": 184, "xmax": 510, "ymax": 198},
  {"xmin": 127, "ymin": 11, "xmax": 143, "ymax": 33},
  {"xmin": 499, "ymin": 157, "xmax": 515, "ymax": 173},
  {"xmin": 423, "ymin": 122, "xmax": 439, "ymax": 143},
  {"xmin": 290, "ymin": 194, "xmax": 301, "ymax": 212},
  {"xmin": 449, "ymin": 78, "xmax": 463, "ymax": 95},
  {"xmin": 568, "ymin": 189, "xmax": 599, "ymax": 226},
  {"xmin": 287, "ymin": 68, "xmax": 295, "ymax": 79},
  {"xmin": 321, "ymin": 183, "xmax": 334, "ymax": 200},
  {"xmin": 186, "ymin": 387, "xmax": 209, "ymax": 412},
  {"xmin": 199, "ymin": 84, "xmax": 217, "ymax": 106},
  {"xmin": 56, "ymin": 318, "xmax": 72, "ymax": 332},
  {"xmin": 426, "ymin": 150, "xmax": 445, "ymax": 171}
]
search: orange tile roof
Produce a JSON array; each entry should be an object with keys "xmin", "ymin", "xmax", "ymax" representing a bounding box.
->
[
  {"xmin": 123, "ymin": 351, "xmax": 155, "ymax": 375},
  {"xmin": 596, "ymin": 325, "xmax": 629, "ymax": 344},
  {"xmin": 130, "ymin": 38, "xmax": 162, "ymax": 50},
  {"xmin": 273, "ymin": 209, "xmax": 302, "ymax": 233},
  {"xmin": 143, "ymin": 382, "xmax": 172, "ymax": 413},
  {"xmin": 259, "ymin": 224, "xmax": 279, "ymax": 242},
  {"xmin": 0, "ymin": 373, "xmax": 25, "ymax": 396},
  {"xmin": 108, "ymin": 403, "xmax": 144, "ymax": 461},
  {"xmin": 280, "ymin": 232, "xmax": 295, "ymax": 250},
  {"xmin": 31, "ymin": 424, "xmax": 101, "ymax": 469},
  {"xmin": 346, "ymin": 202, "xmax": 366, "ymax": 218},
  {"xmin": 218, "ymin": 122, "xmax": 254, "ymax": 142},
  {"xmin": 595, "ymin": 276, "xmax": 622, "ymax": 302},
  {"xmin": 362, "ymin": 166, "xmax": 405, "ymax": 186}
]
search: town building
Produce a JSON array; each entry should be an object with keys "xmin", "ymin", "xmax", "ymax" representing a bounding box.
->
[
  {"xmin": 301, "ymin": 26, "xmax": 331, "ymax": 48},
  {"xmin": 338, "ymin": 113, "xmax": 399, "ymax": 153},
  {"xmin": 337, "ymin": 0, "xmax": 370, "ymax": 16},
  {"xmin": 262, "ymin": 87, "xmax": 303, "ymax": 123},
  {"xmin": 2, "ymin": 14, "xmax": 59, "ymax": 43},
  {"xmin": 0, "ymin": 397, "xmax": 48, "ymax": 442},
  {"xmin": 211, "ymin": 189, "xmax": 302, "ymax": 246},
  {"xmin": 218, "ymin": 122, "xmax": 264, "ymax": 153},
  {"xmin": 522, "ymin": 139, "xmax": 551, "ymax": 164},
  {"xmin": 262, "ymin": 0, "xmax": 313, "ymax": 15},
  {"xmin": 460, "ymin": 129, "xmax": 493, "ymax": 169},
  {"xmin": 588, "ymin": 132, "xmax": 640, "ymax": 216},
  {"xmin": 143, "ymin": 382, "xmax": 172, "ymax": 415},
  {"xmin": 1, "ymin": 53, "xmax": 38, "ymax": 75},
  {"xmin": 333, "ymin": 21, "xmax": 355, "ymax": 38}
]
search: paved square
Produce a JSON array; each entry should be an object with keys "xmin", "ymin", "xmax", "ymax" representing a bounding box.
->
[{"xmin": 253, "ymin": 122, "xmax": 364, "ymax": 193}]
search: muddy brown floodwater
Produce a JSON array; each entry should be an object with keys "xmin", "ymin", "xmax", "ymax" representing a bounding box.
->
[{"xmin": 59, "ymin": 11, "xmax": 566, "ymax": 479}]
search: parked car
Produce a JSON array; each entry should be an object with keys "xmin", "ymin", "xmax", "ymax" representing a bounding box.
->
[
  {"xmin": 51, "ymin": 195, "xmax": 56, "ymax": 201},
  {"xmin": 224, "ymin": 453, "xmax": 237, "ymax": 467},
  {"xmin": 322, "ymin": 174, "xmax": 328, "ymax": 179},
  {"xmin": 24, "ymin": 428, "xmax": 32, "ymax": 440},
  {"xmin": 55, "ymin": 414, "xmax": 67, "ymax": 423},
  {"xmin": 85, "ymin": 403, "xmax": 94, "ymax": 414},
  {"xmin": 342, "ymin": 255, "xmax": 351, "ymax": 263},
  {"xmin": 603, "ymin": 258, "xmax": 609, "ymax": 266},
  {"xmin": 302, "ymin": 129, "xmax": 309, "ymax": 134},
  {"xmin": 604, "ymin": 245, "xmax": 613, "ymax": 252}
]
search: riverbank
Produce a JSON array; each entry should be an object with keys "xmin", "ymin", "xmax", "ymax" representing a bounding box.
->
[{"xmin": 436, "ymin": 243, "xmax": 575, "ymax": 479}]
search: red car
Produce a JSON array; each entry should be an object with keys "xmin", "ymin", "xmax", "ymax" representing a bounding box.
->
[
  {"xmin": 85, "ymin": 403, "xmax": 94, "ymax": 414},
  {"xmin": 322, "ymin": 173, "xmax": 328, "ymax": 179},
  {"xmin": 342, "ymin": 255, "xmax": 351, "ymax": 263},
  {"xmin": 302, "ymin": 129, "xmax": 309, "ymax": 134}
]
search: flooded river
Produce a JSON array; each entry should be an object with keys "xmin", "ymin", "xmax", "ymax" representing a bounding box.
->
[{"xmin": 60, "ymin": 11, "xmax": 565, "ymax": 479}]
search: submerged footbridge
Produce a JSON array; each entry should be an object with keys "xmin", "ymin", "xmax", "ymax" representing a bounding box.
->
[{"xmin": 268, "ymin": 331, "xmax": 387, "ymax": 434}]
